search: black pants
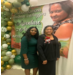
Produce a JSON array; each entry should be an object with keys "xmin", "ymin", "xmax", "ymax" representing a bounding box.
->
[{"xmin": 38, "ymin": 59, "xmax": 56, "ymax": 75}]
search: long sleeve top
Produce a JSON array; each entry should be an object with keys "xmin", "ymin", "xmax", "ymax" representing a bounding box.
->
[{"xmin": 37, "ymin": 34, "xmax": 60, "ymax": 61}]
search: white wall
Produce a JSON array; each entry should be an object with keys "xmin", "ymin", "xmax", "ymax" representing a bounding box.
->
[
  {"xmin": 7, "ymin": 0, "xmax": 66, "ymax": 6},
  {"xmin": 31, "ymin": 0, "xmax": 66, "ymax": 6}
]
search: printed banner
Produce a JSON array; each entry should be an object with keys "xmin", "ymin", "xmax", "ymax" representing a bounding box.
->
[{"xmin": 11, "ymin": 0, "xmax": 73, "ymax": 58}]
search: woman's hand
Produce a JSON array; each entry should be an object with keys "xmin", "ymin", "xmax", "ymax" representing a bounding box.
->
[
  {"xmin": 57, "ymin": 58, "xmax": 59, "ymax": 60},
  {"xmin": 42, "ymin": 60, "xmax": 47, "ymax": 65},
  {"xmin": 24, "ymin": 60, "xmax": 29, "ymax": 65}
]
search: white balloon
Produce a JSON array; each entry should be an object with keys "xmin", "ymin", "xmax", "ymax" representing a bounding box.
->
[
  {"xmin": 10, "ymin": 55, "xmax": 15, "ymax": 59},
  {"xmin": 2, "ymin": 44, "xmax": 8, "ymax": 49},
  {"xmin": 29, "ymin": 0, "xmax": 38, "ymax": 6},
  {"xmin": 6, "ymin": 51, "xmax": 12, "ymax": 56},
  {"xmin": 21, "ymin": 4, "xmax": 29, "ymax": 12},
  {"xmin": 4, "ymin": 8, "xmax": 9, "ymax": 11},
  {"xmin": 4, "ymin": 34, "xmax": 10, "ymax": 39},
  {"xmin": 1, "ymin": 27, "xmax": 7, "ymax": 32}
]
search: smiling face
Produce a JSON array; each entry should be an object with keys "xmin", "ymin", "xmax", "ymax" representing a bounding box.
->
[
  {"xmin": 45, "ymin": 27, "xmax": 53, "ymax": 35},
  {"xmin": 30, "ymin": 28, "xmax": 37, "ymax": 36},
  {"xmin": 50, "ymin": 3, "xmax": 68, "ymax": 22}
]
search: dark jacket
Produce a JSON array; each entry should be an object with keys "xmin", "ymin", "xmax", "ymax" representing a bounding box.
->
[{"xmin": 37, "ymin": 34, "xmax": 60, "ymax": 61}]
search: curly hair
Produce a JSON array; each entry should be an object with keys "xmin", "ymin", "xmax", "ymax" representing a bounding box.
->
[
  {"xmin": 49, "ymin": 0, "xmax": 73, "ymax": 18},
  {"xmin": 21, "ymin": 27, "xmax": 39, "ymax": 41}
]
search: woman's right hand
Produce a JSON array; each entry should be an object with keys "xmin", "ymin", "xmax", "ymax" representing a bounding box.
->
[
  {"xmin": 24, "ymin": 60, "xmax": 29, "ymax": 65},
  {"xmin": 42, "ymin": 60, "xmax": 47, "ymax": 65}
]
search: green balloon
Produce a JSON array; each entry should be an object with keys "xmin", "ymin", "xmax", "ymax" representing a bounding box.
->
[
  {"xmin": 2, "ymin": 56, "xmax": 10, "ymax": 61},
  {"xmin": 1, "ymin": 21, "xmax": 3, "ymax": 24},
  {"xmin": 2, "ymin": 50, "xmax": 7, "ymax": 52},
  {"xmin": 8, "ymin": 59, "xmax": 14, "ymax": 65},
  {"xmin": 9, "ymin": 33, "xmax": 11, "ymax": 36},
  {"xmin": 1, "ymin": 21, "xmax": 7, "ymax": 26},
  {"xmin": 1, "ymin": 51, "xmax": 6, "ymax": 56},
  {"xmin": 14, "ymin": 55, "xmax": 21, "ymax": 64},
  {"xmin": 26, "ymin": 2, "xmax": 30, "ymax": 6},
  {"xmin": 6, "ymin": 39, "xmax": 11, "ymax": 43},
  {"xmin": 4, "ymin": 18, "xmax": 10, "ymax": 22},
  {"xmin": 13, "ymin": 2, "xmax": 21, "ymax": 8},
  {"xmin": 5, "ymin": 31, "xmax": 10, "ymax": 34},
  {"xmin": 4, "ymin": 21, "xmax": 7, "ymax": 25},
  {"xmin": 4, "ymin": 11, "xmax": 11, "ymax": 17},
  {"xmin": 2, "ymin": 47, "xmax": 8, "ymax": 50},
  {"xmin": 1, "ymin": 46, "xmax": 3, "ymax": 50},
  {"xmin": 3, "ymin": 62, "xmax": 8, "ymax": 69},
  {"xmin": 2, "ymin": 41, "xmax": 7, "ymax": 44},
  {"xmin": 3, "ymin": 64, "xmax": 6, "ymax": 69},
  {"xmin": 8, "ymin": 48, "xmax": 12, "ymax": 51},
  {"xmin": 24, "ymin": 0, "xmax": 29, "ymax": 3},
  {"xmin": 5, "ymin": 61, "xmax": 9, "ymax": 65},
  {"xmin": 8, "ymin": 45, "xmax": 11, "ymax": 49},
  {"xmin": 1, "ymin": 32, "xmax": 5, "ymax": 37},
  {"xmin": 1, "ymin": 12, "xmax": 3, "ymax": 15}
]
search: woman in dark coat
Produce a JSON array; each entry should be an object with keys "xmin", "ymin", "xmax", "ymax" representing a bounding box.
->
[{"xmin": 37, "ymin": 25, "xmax": 60, "ymax": 75}]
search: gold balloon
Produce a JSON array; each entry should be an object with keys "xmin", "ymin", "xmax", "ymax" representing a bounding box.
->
[
  {"xmin": 10, "ymin": 8, "xmax": 18, "ymax": 14},
  {"xmin": 7, "ymin": 26, "xmax": 12, "ymax": 31},
  {"xmin": 1, "ymin": 7, "xmax": 4, "ymax": 12},
  {"xmin": 8, "ymin": 21, "xmax": 13, "ymax": 26},
  {"xmin": 1, "ymin": 57, "xmax": 3, "ymax": 60},
  {"xmin": 11, "ymin": 50, "xmax": 16, "ymax": 53},
  {"xmin": 1, "ymin": 67, "xmax": 4, "ymax": 72},
  {"xmin": 1, "ymin": 61, "xmax": 4, "ymax": 66},
  {"xmin": 4, "ymin": 2, "xmax": 12, "ymax": 9},
  {"xmin": 12, "ymin": 53, "xmax": 17, "ymax": 56},
  {"xmin": 6, "ymin": 65, "xmax": 11, "ymax": 69},
  {"xmin": 2, "ymin": 37, "xmax": 6, "ymax": 41},
  {"xmin": 1, "ymin": 0, "xmax": 4, "ymax": 5},
  {"xmin": 18, "ymin": 7, "xmax": 23, "ymax": 12},
  {"xmin": 7, "ymin": 43, "xmax": 10, "ymax": 45}
]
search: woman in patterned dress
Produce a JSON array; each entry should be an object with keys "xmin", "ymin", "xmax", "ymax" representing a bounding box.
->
[{"xmin": 49, "ymin": 0, "xmax": 73, "ymax": 39}]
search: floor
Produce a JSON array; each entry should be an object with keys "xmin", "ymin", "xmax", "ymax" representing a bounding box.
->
[{"xmin": 1, "ymin": 65, "xmax": 39, "ymax": 75}]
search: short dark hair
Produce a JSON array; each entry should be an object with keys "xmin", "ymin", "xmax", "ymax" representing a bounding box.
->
[
  {"xmin": 49, "ymin": 0, "xmax": 73, "ymax": 18},
  {"xmin": 22, "ymin": 27, "xmax": 39, "ymax": 41},
  {"xmin": 43, "ymin": 25, "xmax": 53, "ymax": 33}
]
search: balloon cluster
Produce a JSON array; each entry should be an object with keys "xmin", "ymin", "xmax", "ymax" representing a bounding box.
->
[
  {"xmin": 1, "ymin": 0, "xmax": 23, "ymax": 73},
  {"xmin": 1, "ymin": 44, "xmax": 21, "ymax": 72},
  {"xmin": 1, "ymin": 0, "xmax": 38, "ymax": 73},
  {"xmin": 1, "ymin": 48, "xmax": 21, "ymax": 72},
  {"xmin": 1, "ymin": 16, "xmax": 21, "ymax": 72},
  {"xmin": 1, "ymin": 0, "xmax": 38, "ymax": 13}
]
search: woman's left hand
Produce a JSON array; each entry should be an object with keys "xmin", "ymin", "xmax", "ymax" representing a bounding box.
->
[
  {"xmin": 42, "ymin": 60, "xmax": 47, "ymax": 65},
  {"xmin": 57, "ymin": 58, "xmax": 59, "ymax": 60}
]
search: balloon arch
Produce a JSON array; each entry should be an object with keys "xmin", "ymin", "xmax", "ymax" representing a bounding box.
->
[{"xmin": 1, "ymin": 0, "xmax": 38, "ymax": 73}]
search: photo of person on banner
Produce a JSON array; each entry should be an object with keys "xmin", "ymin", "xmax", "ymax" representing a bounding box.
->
[{"xmin": 49, "ymin": 0, "xmax": 73, "ymax": 58}]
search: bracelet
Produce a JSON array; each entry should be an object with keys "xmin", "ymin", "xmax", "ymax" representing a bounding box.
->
[{"xmin": 24, "ymin": 58, "xmax": 28, "ymax": 60}]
